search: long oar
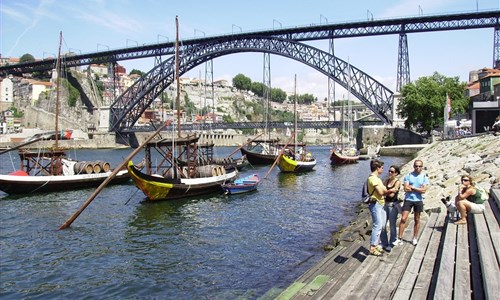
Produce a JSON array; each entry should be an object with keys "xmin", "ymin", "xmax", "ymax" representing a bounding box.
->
[
  {"xmin": 59, "ymin": 121, "xmax": 170, "ymax": 230},
  {"xmin": 226, "ymin": 132, "xmax": 264, "ymax": 158},
  {"xmin": 0, "ymin": 137, "xmax": 44, "ymax": 155},
  {"xmin": 263, "ymin": 135, "xmax": 293, "ymax": 180}
]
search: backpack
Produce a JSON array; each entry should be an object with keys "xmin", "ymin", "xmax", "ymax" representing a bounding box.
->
[
  {"xmin": 361, "ymin": 176, "xmax": 376, "ymax": 204},
  {"xmin": 476, "ymin": 186, "xmax": 489, "ymax": 202}
]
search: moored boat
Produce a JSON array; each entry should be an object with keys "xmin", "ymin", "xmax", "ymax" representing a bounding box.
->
[
  {"xmin": 222, "ymin": 173, "xmax": 259, "ymax": 195},
  {"xmin": 240, "ymin": 138, "xmax": 281, "ymax": 165},
  {"xmin": 278, "ymin": 150, "xmax": 317, "ymax": 172},
  {"xmin": 127, "ymin": 135, "xmax": 238, "ymax": 201},
  {"xmin": 330, "ymin": 147, "xmax": 360, "ymax": 164}
]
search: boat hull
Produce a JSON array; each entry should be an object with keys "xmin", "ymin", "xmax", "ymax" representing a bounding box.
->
[
  {"xmin": 240, "ymin": 148, "xmax": 276, "ymax": 165},
  {"xmin": 277, "ymin": 155, "xmax": 316, "ymax": 173},
  {"xmin": 127, "ymin": 161, "xmax": 238, "ymax": 201},
  {"xmin": 222, "ymin": 174, "xmax": 259, "ymax": 195},
  {"xmin": 0, "ymin": 170, "xmax": 130, "ymax": 194},
  {"xmin": 330, "ymin": 150, "xmax": 359, "ymax": 164}
]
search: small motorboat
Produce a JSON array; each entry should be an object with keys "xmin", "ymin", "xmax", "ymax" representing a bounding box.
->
[{"xmin": 222, "ymin": 173, "xmax": 260, "ymax": 195}]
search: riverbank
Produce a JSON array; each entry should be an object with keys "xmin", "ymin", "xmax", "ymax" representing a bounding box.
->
[{"xmin": 326, "ymin": 132, "xmax": 500, "ymax": 249}]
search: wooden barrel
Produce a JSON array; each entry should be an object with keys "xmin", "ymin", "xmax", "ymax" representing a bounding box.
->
[
  {"xmin": 220, "ymin": 166, "xmax": 226, "ymax": 175},
  {"xmin": 96, "ymin": 160, "xmax": 111, "ymax": 172},
  {"xmin": 92, "ymin": 162, "xmax": 102, "ymax": 174},
  {"xmin": 74, "ymin": 161, "xmax": 93, "ymax": 174}
]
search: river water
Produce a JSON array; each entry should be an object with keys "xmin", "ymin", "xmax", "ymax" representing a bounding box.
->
[{"xmin": 0, "ymin": 146, "xmax": 409, "ymax": 299}]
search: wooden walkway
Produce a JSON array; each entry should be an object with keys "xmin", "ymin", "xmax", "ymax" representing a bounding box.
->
[{"xmin": 275, "ymin": 189, "xmax": 500, "ymax": 300}]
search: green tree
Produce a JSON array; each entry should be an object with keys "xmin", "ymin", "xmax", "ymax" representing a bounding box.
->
[
  {"xmin": 20, "ymin": 53, "xmax": 35, "ymax": 63},
  {"xmin": 232, "ymin": 73, "xmax": 252, "ymax": 91},
  {"xmin": 271, "ymin": 87, "xmax": 287, "ymax": 103},
  {"xmin": 398, "ymin": 72, "xmax": 468, "ymax": 134},
  {"xmin": 129, "ymin": 69, "xmax": 146, "ymax": 76},
  {"xmin": 250, "ymin": 82, "xmax": 265, "ymax": 97}
]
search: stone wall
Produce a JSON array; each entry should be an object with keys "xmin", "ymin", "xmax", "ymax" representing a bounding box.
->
[{"xmin": 327, "ymin": 132, "xmax": 500, "ymax": 249}]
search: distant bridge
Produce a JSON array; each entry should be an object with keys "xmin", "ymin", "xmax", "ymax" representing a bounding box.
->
[{"xmin": 1, "ymin": 10, "xmax": 498, "ymax": 133}]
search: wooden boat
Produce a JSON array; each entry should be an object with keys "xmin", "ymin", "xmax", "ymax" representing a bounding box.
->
[
  {"xmin": 240, "ymin": 138, "xmax": 281, "ymax": 165},
  {"xmin": 0, "ymin": 151, "xmax": 129, "ymax": 194},
  {"xmin": 330, "ymin": 147, "xmax": 360, "ymax": 164},
  {"xmin": 278, "ymin": 150, "xmax": 317, "ymax": 172},
  {"xmin": 330, "ymin": 59, "xmax": 359, "ymax": 165},
  {"xmin": 222, "ymin": 173, "xmax": 259, "ymax": 195},
  {"xmin": 277, "ymin": 74, "xmax": 317, "ymax": 173},
  {"xmin": 127, "ymin": 135, "xmax": 238, "ymax": 201},
  {"xmin": 0, "ymin": 32, "xmax": 129, "ymax": 195}
]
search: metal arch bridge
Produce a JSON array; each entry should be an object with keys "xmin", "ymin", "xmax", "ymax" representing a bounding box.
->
[
  {"xmin": 1, "ymin": 10, "xmax": 499, "ymax": 131},
  {"xmin": 109, "ymin": 36, "xmax": 394, "ymax": 132}
]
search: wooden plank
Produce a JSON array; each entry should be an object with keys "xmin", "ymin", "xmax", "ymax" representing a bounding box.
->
[
  {"xmin": 491, "ymin": 189, "xmax": 500, "ymax": 212},
  {"xmin": 410, "ymin": 212, "xmax": 446, "ymax": 300},
  {"xmin": 392, "ymin": 214, "xmax": 437, "ymax": 299},
  {"xmin": 483, "ymin": 199, "xmax": 500, "ymax": 264},
  {"xmin": 428, "ymin": 215, "xmax": 457, "ymax": 299},
  {"xmin": 473, "ymin": 212, "xmax": 500, "ymax": 300},
  {"xmin": 454, "ymin": 220, "xmax": 472, "ymax": 300},
  {"xmin": 294, "ymin": 245, "xmax": 346, "ymax": 284},
  {"xmin": 290, "ymin": 241, "xmax": 365, "ymax": 300},
  {"xmin": 307, "ymin": 242, "xmax": 372, "ymax": 300},
  {"xmin": 359, "ymin": 217, "xmax": 429, "ymax": 300},
  {"xmin": 468, "ymin": 217, "xmax": 485, "ymax": 300}
]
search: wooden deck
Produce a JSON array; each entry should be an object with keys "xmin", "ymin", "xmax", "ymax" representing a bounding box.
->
[{"xmin": 275, "ymin": 189, "xmax": 500, "ymax": 300}]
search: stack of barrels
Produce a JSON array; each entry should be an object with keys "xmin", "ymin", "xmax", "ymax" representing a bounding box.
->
[{"xmin": 74, "ymin": 160, "xmax": 111, "ymax": 174}]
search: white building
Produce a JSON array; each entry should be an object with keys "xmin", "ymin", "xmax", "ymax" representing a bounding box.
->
[{"xmin": 1, "ymin": 76, "xmax": 14, "ymax": 103}]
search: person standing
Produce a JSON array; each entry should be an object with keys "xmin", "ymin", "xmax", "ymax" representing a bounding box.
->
[
  {"xmin": 380, "ymin": 165, "xmax": 401, "ymax": 251},
  {"xmin": 396, "ymin": 160, "xmax": 429, "ymax": 246},
  {"xmin": 367, "ymin": 159, "xmax": 388, "ymax": 256}
]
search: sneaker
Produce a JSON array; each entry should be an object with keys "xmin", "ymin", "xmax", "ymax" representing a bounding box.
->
[
  {"xmin": 369, "ymin": 248, "xmax": 383, "ymax": 256},
  {"xmin": 383, "ymin": 245, "xmax": 392, "ymax": 252},
  {"xmin": 412, "ymin": 238, "xmax": 418, "ymax": 246},
  {"xmin": 375, "ymin": 245, "xmax": 383, "ymax": 252},
  {"xmin": 392, "ymin": 238, "xmax": 403, "ymax": 246}
]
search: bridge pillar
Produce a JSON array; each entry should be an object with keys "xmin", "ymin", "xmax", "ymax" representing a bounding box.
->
[{"xmin": 396, "ymin": 33, "xmax": 410, "ymax": 92}]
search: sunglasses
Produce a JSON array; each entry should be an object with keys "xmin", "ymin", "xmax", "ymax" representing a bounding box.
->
[
  {"xmin": 389, "ymin": 170, "xmax": 395, "ymax": 173},
  {"xmin": 462, "ymin": 178, "xmax": 470, "ymax": 182}
]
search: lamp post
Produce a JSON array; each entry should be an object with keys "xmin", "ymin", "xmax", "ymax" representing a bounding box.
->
[
  {"xmin": 367, "ymin": 10, "xmax": 373, "ymax": 21},
  {"xmin": 232, "ymin": 24, "xmax": 242, "ymax": 34},
  {"xmin": 320, "ymin": 14, "xmax": 328, "ymax": 25},
  {"xmin": 273, "ymin": 19, "xmax": 282, "ymax": 29},
  {"xmin": 194, "ymin": 29, "xmax": 206, "ymax": 38},
  {"xmin": 126, "ymin": 39, "xmax": 138, "ymax": 47},
  {"xmin": 157, "ymin": 34, "xmax": 169, "ymax": 43},
  {"xmin": 97, "ymin": 43, "xmax": 109, "ymax": 51}
]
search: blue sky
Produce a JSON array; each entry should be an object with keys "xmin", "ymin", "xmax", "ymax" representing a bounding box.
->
[{"xmin": 1, "ymin": 0, "xmax": 499, "ymax": 100}]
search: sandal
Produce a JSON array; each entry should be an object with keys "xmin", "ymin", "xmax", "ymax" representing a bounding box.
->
[
  {"xmin": 369, "ymin": 248, "xmax": 383, "ymax": 256},
  {"xmin": 454, "ymin": 219, "xmax": 467, "ymax": 225}
]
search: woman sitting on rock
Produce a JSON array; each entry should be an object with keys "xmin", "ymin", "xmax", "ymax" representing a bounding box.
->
[{"xmin": 451, "ymin": 175, "xmax": 485, "ymax": 225}]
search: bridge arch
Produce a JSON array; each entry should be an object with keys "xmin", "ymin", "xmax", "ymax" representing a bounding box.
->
[{"xmin": 110, "ymin": 37, "xmax": 393, "ymax": 132}]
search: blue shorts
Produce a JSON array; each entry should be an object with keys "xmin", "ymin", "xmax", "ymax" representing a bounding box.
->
[{"xmin": 402, "ymin": 200, "xmax": 423, "ymax": 213}]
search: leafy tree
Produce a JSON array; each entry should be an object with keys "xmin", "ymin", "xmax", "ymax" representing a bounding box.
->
[
  {"xmin": 222, "ymin": 114, "xmax": 234, "ymax": 123},
  {"xmin": 10, "ymin": 106, "xmax": 24, "ymax": 118},
  {"xmin": 398, "ymin": 72, "xmax": 468, "ymax": 134},
  {"xmin": 61, "ymin": 78, "xmax": 80, "ymax": 107},
  {"xmin": 271, "ymin": 87, "xmax": 287, "ymax": 103},
  {"xmin": 129, "ymin": 69, "xmax": 146, "ymax": 77},
  {"xmin": 232, "ymin": 73, "xmax": 252, "ymax": 91},
  {"xmin": 20, "ymin": 53, "xmax": 35, "ymax": 63},
  {"xmin": 250, "ymin": 82, "xmax": 265, "ymax": 97}
]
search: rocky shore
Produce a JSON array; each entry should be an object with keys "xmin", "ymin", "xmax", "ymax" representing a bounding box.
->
[{"xmin": 326, "ymin": 132, "xmax": 500, "ymax": 249}]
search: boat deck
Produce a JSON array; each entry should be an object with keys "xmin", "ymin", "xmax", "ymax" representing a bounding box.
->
[{"xmin": 274, "ymin": 189, "xmax": 500, "ymax": 299}]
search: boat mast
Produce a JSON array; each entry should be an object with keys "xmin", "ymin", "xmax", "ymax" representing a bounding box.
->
[
  {"xmin": 294, "ymin": 74, "xmax": 297, "ymax": 152},
  {"xmin": 175, "ymin": 16, "xmax": 181, "ymax": 138},
  {"xmin": 347, "ymin": 58, "xmax": 353, "ymax": 146},
  {"xmin": 55, "ymin": 31, "xmax": 63, "ymax": 150}
]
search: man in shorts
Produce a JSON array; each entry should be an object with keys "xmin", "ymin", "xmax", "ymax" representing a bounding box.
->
[{"xmin": 395, "ymin": 159, "xmax": 429, "ymax": 246}]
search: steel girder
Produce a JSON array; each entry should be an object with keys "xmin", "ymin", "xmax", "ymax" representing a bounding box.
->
[
  {"xmin": 110, "ymin": 37, "xmax": 393, "ymax": 132},
  {"xmin": 1, "ymin": 11, "xmax": 498, "ymax": 75}
]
